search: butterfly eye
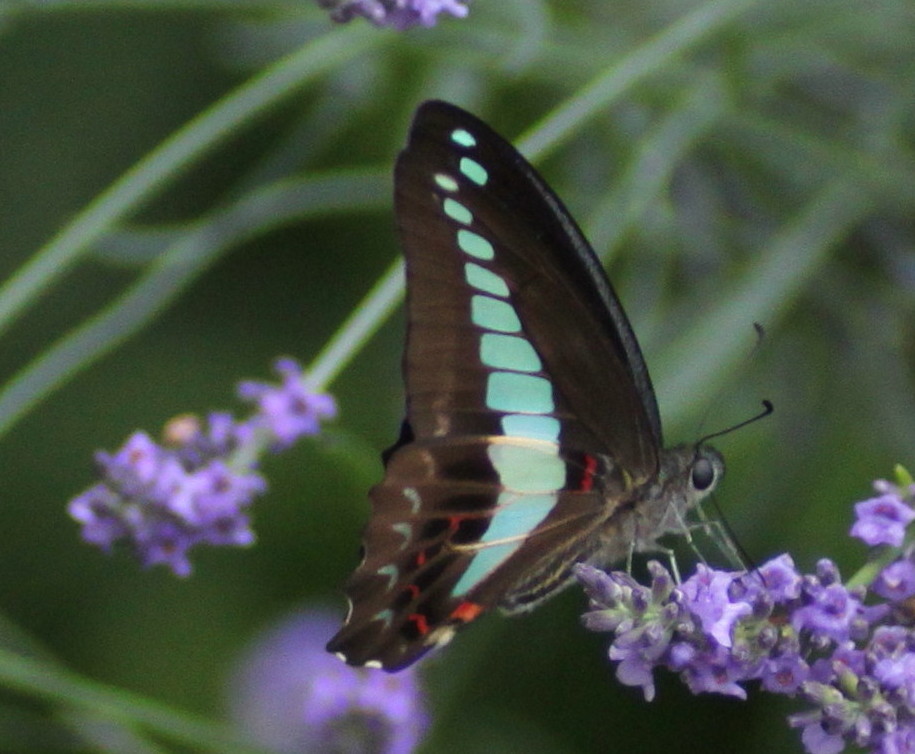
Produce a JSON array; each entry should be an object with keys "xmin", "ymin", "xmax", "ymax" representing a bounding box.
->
[{"xmin": 691, "ymin": 457, "xmax": 716, "ymax": 491}]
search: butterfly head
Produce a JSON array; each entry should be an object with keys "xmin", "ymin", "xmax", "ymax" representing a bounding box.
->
[{"xmin": 631, "ymin": 443, "xmax": 725, "ymax": 550}]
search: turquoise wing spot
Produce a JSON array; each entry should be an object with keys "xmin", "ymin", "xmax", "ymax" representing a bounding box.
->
[
  {"xmin": 404, "ymin": 487, "xmax": 422, "ymax": 514},
  {"xmin": 443, "ymin": 198, "xmax": 473, "ymax": 224},
  {"xmin": 453, "ymin": 541, "xmax": 517, "ymax": 596},
  {"xmin": 392, "ymin": 523, "xmax": 412, "ymax": 550},
  {"xmin": 465, "ymin": 263, "xmax": 509, "ymax": 298},
  {"xmin": 434, "ymin": 173, "xmax": 459, "ymax": 192},
  {"xmin": 485, "ymin": 492, "xmax": 556, "ymax": 540},
  {"xmin": 486, "ymin": 371, "xmax": 553, "ymax": 413},
  {"xmin": 488, "ymin": 443, "xmax": 565, "ymax": 491},
  {"xmin": 376, "ymin": 564, "xmax": 398, "ymax": 590},
  {"xmin": 501, "ymin": 414, "xmax": 561, "ymax": 443},
  {"xmin": 471, "ymin": 295, "xmax": 522, "ymax": 333},
  {"xmin": 480, "ymin": 332, "xmax": 541, "ymax": 372},
  {"xmin": 372, "ymin": 608, "xmax": 395, "ymax": 628},
  {"xmin": 451, "ymin": 492, "xmax": 557, "ymax": 596},
  {"xmin": 457, "ymin": 229, "xmax": 494, "ymax": 260},
  {"xmin": 450, "ymin": 128, "xmax": 477, "ymax": 148},
  {"xmin": 459, "ymin": 157, "xmax": 488, "ymax": 186}
]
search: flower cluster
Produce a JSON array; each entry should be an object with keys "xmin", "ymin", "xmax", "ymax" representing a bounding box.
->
[
  {"xmin": 576, "ymin": 467, "xmax": 915, "ymax": 754},
  {"xmin": 228, "ymin": 610, "xmax": 428, "ymax": 754},
  {"xmin": 68, "ymin": 358, "xmax": 335, "ymax": 576},
  {"xmin": 320, "ymin": 0, "xmax": 469, "ymax": 30}
]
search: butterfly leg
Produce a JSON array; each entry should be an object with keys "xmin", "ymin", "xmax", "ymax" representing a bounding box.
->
[{"xmin": 686, "ymin": 514, "xmax": 746, "ymax": 570}]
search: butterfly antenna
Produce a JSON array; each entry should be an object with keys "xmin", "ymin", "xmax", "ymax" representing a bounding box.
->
[
  {"xmin": 696, "ymin": 399, "xmax": 773, "ymax": 447},
  {"xmin": 695, "ymin": 322, "xmax": 768, "ymax": 438}
]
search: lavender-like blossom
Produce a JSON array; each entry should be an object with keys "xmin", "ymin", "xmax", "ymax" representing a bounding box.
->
[
  {"xmin": 238, "ymin": 357, "xmax": 337, "ymax": 450},
  {"xmin": 228, "ymin": 610, "xmax": 428, "ymax": 753},
  {"xmin": 851, "ymin": 489, "xmax": 915, "ymax": 547},
  {"xmin": 320, "ymin": 0, "xmax": 469, "ymax": 30},
  {"xmin": 577, "ymin": 467, "xmax": 915, "ymax": 754},
  {"xmin": 68, "ymin": 358, "xmax": 335, "ymax": 576}
]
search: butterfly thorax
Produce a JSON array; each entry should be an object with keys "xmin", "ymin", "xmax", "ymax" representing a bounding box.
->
[{"xmin": 591, "ymin": 443, "xmax": 725, "ymax": 568}]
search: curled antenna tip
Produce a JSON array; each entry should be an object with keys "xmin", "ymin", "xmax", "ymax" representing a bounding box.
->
[{"xmin": 697, "ymin": 400, "xmax": 774, "ymax": 446}]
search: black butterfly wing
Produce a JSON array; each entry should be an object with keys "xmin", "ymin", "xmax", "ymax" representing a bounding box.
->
[
  {"xmin": 329, "ymin": 438, "xmax": 615, "ymax": 670},
  {"xmin": 398, "ymin": 100, "xmax": 662, "ymax": 467},
  {"xmin": 327, "ymin": 101, "xmax": 663, "ymax": 671}
]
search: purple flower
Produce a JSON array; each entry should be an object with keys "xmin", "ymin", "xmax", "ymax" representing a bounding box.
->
[
  {"xmin": 793, "ymin": 719, "xmax": 845, "ymax": 754},
  {"xmin": 850, "ymin": 493, "xmax": 915, "ymax": 547},
  {"xmin": 576, "ymin": 467, "xmax": 915, "ymax": 754},
  {"xmin": 760, "ymin": 653, "xmax": 810, "ymax": 694},
  {"xmin": 228, "ymin": 610, "xmax": 428, "ymax": 753},
  {"xmin": 238, "ymin": 358, "xmax": 336, "ymax": 449},
  {"xmin": 757, "ymin": 553, "xmax": 803, "ymax": 603},
  {"xmin": 320, "ymin": 0, "xmax": 469, "ymax": 29},
  {"xmin": 874, "ymin": 559, "xmax": 915, "ymax": 602},
  {"xmin": 68, "ymin": 358, "xmax": 335, "ymax": 576},
  {"xmin": 680, "ymin": 564, "xmax": 752, "ymax": 647},
  {"xmin": 791, "ymin": 577, "xmax": 861, "ymax": 644}
]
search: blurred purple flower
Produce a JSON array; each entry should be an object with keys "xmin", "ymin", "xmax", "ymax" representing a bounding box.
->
[
  {"xmin": 238, "ymin": 358, "xmax": 336, "ymax": 449},
  {"xmin": 851, "ymin": 491, "xmax": 915, "ymax": 547},
  {"xmin": 576, "ymin": 466, "xmax": 915, "ymax": 754},
  {"xmin": 228, "ymin": 610, "xmax": 428, "ymax": 753},
  {"xmin": 320, "ymin": 0, "xmax": 469, "ymax": 29},
  {"xmin": 68, "ymin": 358, "xmax": 335, "ymax": 576}
]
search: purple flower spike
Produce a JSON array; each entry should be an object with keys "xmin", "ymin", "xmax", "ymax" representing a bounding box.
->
[
  {"xmin": 69, "ymin": 358, "xmax": 335, "ymax": 576},
  {"xmin": 68, "ymin": 423, "xmax": 266, "ymax": 576},
  {"xmin": 228, "ymin": 611, "xmax": 429, "ymax": 753},
  {"xmin": 321, "ymin": 0, "xmax": 469, "ymax": 29},
  {"xmin": 577, "ymin": 466, "xmax": 915, "ymax": 754},
  {"xmin": 850, "ymin": 493, "xmax": 915, "ymax": 547}
]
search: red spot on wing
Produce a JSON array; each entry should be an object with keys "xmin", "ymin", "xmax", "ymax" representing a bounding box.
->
[
  {"xmin": 580, "ymin": 453, "xmax": 598, "ymax": 492},
  {"xmin": 449, "ymin": 600, "xmax": 484, "ymax": 624},
  {"xmin": 408, "ymin": 612, "xmax": 429, "ymax": 635},
  {"xmin": 414, "ymin": 550, "xmax": 426, "ymax": 567}
]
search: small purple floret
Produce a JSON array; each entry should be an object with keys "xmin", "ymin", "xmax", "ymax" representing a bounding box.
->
[
  {"xmin": 874, "ymin": 559, "xmax": 915, "ymax": 602},
  {"xmin": 238, "ymin": 358, "xmax": 336, "ymax": 449},
  {"xmin": 680, "ymin": 563, "xmax": 751, "ymax": 648},
  {"xmin": 791, "ymin": 581, "xmax": 860, "ymax": 644},
  {"xmin": 322, "ymin": 0, "xmax": 469, "ymax": 30},
  {"xmin": 850, "ymin": 493, "xmax": 915, "ymax": 547}
]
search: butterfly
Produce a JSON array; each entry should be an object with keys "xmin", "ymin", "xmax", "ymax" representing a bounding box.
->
[{"xmin": 326, "ymin": 100, "xmax": 724, "ymax": 671}]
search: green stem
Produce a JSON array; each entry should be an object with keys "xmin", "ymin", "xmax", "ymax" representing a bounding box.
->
[
  {"xmin": 0, "ymin": 24, "xmax": 380, "ymax": 342},
  {"xmin": 517, "ymin": 0, "xmax": 761, "ymax": 160},
  {"xmin": 0, "ymin": 648, "xmax": 273, "ymax": 754},
  {"xmin": 308, "ymin": 258, "xmax": 406, "ymax": 391}
]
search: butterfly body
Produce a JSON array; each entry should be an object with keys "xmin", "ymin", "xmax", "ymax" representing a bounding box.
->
[{"xmin": 327, "ymin": 101, "xmax": 723, "ymax": 671}]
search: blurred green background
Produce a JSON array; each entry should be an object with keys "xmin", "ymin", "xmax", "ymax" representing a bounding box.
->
[{"xmin": 0, "ymin": 0, "xmax": 913, "ymax": 751}]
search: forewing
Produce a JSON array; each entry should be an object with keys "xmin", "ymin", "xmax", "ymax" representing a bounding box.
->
[{"xmin": 396, "ymin": 100, "xmax": 662, "ymax": 473}]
